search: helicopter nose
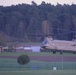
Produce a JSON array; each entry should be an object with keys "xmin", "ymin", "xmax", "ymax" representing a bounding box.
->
[
  {"xmin": 41, "ymin": 43, "xmax": 49, "ymax": 49},
  {"xmin": 41, "ymin": 46, "xmax": 46, "ymax": 48}
]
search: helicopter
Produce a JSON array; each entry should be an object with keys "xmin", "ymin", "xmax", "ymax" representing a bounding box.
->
[
  {"xmin": 40, "ymin": 35, "xmax": 76, "ymax": 54},
  {"xmin": 28, "ymin": 27, "xmax": 76, "ymax": 54}
]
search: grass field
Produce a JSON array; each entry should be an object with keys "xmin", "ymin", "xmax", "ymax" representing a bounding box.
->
[
  {"xmin": 0, "ymin": 52, "xmax": 76, "ymax": 75},
  {"xmin": 0, "ymin": 52, "xmax": 76, "ymax": 56},
  {"xmin": 0, "ymin": 70, "xmax": 76, "ymax": 75},
  {"xmin": 0, "ymin": 58, "xmax": 76, "ymax": 71}
]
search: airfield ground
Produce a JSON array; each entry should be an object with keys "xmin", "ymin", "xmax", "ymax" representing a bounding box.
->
[
  {"xmin": 0, "ymin": 70, "xmax": 76, "ymax": 75},
  {"xmin": 0, "ymin": 52, "xmax": 76, "ymax": 75}
]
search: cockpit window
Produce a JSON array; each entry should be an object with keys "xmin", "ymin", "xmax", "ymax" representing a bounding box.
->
[{"xmin": 42, "ymin": 40, "xmax": 49, "ymax": 45}]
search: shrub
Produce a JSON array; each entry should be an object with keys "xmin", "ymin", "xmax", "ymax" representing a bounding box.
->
[{"xmin": 17, "ymin": 54, "xmax": 30, "ymax": 65}]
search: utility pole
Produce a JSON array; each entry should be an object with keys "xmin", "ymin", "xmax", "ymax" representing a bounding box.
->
[{"xmin": 62, "ymin": 51, "xmax": 63, "ymax": 70}]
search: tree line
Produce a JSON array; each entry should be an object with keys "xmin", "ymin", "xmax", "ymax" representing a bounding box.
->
[{"xmin": 0, "ymin": 1, "xmax": 76, "ymax": 43}]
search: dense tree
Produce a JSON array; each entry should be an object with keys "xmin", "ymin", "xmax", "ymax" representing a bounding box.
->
[{"xmin": 0, "ymin": 2, "xmax": 76, "ymax": 42}]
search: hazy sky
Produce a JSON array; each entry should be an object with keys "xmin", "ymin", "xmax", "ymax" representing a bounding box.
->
[{"xmin": 0, "ymin": 0, "xmax": 76, "ymax": 6}]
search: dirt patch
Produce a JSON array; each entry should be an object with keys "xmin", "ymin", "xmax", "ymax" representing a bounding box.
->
[
  {"xmin": 30, "ymin": 56, "xmax": 76, "ymax": 62},
  {"xmin": 0, "ymin": 55, "xmax": 76, "ymax": 62}
]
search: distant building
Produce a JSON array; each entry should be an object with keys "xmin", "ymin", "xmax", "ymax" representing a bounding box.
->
[{"xmin": 16, "ymin": 46, "xmax": 33, "ymax": 52}]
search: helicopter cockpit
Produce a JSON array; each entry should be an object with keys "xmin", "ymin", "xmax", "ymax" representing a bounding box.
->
[
  {"xmin": 41, "ymin": 36, "xmax": 53, "ymax": 49},
  {"xmin": 42, "ymin": 40, "xmax": 49, "ymax": 45}
]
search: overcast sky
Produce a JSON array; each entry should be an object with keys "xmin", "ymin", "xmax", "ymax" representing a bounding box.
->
[{"xmin": 0, "ymin": 0, "xmax": 76, "ymax": 6}]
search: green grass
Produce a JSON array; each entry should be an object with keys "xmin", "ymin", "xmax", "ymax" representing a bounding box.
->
[
  {"xmin": 0, "ymin": 52, "xmax": 76, "ymax": 71},
  {"xmin": 0, "ymin": 70, "xmax": 76, "ymax": 75},
  {"xmin": 0, "ymin": 58, "xmax": 76, "ymax": 71},
  {"xmin": 0, "ymin": 52, "xmax": 76, "ymax": 56}
]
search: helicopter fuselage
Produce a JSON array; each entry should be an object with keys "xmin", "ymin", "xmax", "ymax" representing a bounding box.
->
[{"xmin": 40, "ymin": 36, "xmax": 76, "ymax": 54}]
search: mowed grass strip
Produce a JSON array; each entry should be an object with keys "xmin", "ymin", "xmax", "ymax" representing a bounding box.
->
[
  {"xmin": 0, "ymin": 52, "xmax": 76, "ymax": 57},
  {"xmin": 0, "ymin": 70, "xmax": 76, "ymax": 75}
]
